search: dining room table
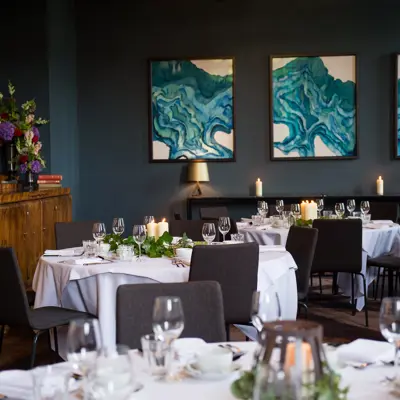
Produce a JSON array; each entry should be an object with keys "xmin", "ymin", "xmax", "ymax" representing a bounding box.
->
[{"xmin": 32, "ymin": 245, "xmax": 298, "ymax": 358}]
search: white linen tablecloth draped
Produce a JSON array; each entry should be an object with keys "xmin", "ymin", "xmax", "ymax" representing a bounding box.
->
[
  {"xmin": 32, "ymin": 250, "xmax": 298, "ymax": 356},
  {"xmin": 238, "ymin": 225, "xmax": 289, "ymax": 246}
]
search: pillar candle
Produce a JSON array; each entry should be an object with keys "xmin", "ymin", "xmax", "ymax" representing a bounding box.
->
[
  {"xmin": 157, "ymin": 218, "xmax": 169, "ymax": 240},
  {"xmin": 377, "ymin": 176, "xmax": 384, "ymax": 196},
  {"xmin": 255, "ymin": 178, "xmax": 263, "ymax": 197},
  {"xmin": 284, "ymin": 342, "xmax": 313, "ymax": 370},
  {"xmin": 147, "ymin": 221, "xmax": 157, "ymax": 238},
  {"xmin": 300, "ymin": 201, "xmax": 308, "ymax": 220},
  {"xmin": 309, "ymin": 201, "xmax": 318, "ymax": 220}
]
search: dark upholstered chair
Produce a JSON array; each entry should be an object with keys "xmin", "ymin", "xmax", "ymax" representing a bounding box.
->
[
  {"xmin": 368, "ymin": 255, "xmax": 400, "ymax": 300},
  {"xmin": 116, "ymin": 281, "xmax": 226, "ymax": 349},
  {"xmin": 169, "ymin": 220, "xmax": 220, "ymax": 242},
  {"xmin": 189, "ymin": 243, "xmax": 259, "ymax": 338},
  {"xmin": 0, "ymin": 248, "xmax": 94, "ymax": 368},
  {"xmin": 312, "ymin": 219, "xmax": 367, "ymax": 326},
  {"xmin": 55, "ymin": 221, "xmax": 98, "ymax": 249},
  {"xmin": 200, "ymin": 206, "xmax": 229, "ymax": 220},
  {"xmin": 370, "ymin": 202, "xmax": 399, "ymax": 222},
  {"xmin": 285, "ymin": 226, "xmax": 318, "ymax": 318}
]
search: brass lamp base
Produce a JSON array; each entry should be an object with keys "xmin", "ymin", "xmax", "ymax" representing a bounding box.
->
[{"xmin": 191, "ymin": 182, "xmax": 202, "ymax": 197}]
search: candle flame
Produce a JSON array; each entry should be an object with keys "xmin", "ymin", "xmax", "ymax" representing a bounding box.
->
[
  {"xmin": 310, "ymin": 200, "xmax": 315, "ymax": 203},
  {"xmin": 379, "ymin": 176, "xmax": 382, "ymax": 179},
  {"xmin": 162, "ymin": 218, "xmax": 166, "ymax": 222},
  {"xmin": 257, "ymin": 178, "xmax": 260, "ymax": 182},
  {"xmin": 306, "ymin": 200, "xmax": 309, "ymax": 203}
]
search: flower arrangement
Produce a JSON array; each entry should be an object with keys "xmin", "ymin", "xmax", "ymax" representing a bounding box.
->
[{"xmin": 0, "ymin": 81, "xmax": 48, "ymax": 174}]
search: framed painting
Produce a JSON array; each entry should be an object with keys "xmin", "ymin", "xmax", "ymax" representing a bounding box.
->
[
  {"xmin": 149, "ymin": 58, "xmax": 235, "ymax": 162},
  {"xmin": 270, "ymin": 55, "xmax": 358, "ymax": 160},
  {"xmin": 395, "ymin": 54, "xmax": 400, "ymax": 158}
]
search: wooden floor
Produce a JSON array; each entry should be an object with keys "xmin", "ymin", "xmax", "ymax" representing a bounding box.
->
[{"xmin": 0, "ymin": 278, "xmax": 385, "ymax": 371}]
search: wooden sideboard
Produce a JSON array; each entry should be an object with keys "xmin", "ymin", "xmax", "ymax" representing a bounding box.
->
[{"xmin": 0, "ymin": 188, "xmax": 72, "ymax": 284}]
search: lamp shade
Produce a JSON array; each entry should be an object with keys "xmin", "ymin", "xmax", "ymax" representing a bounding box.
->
[{"xmin": 187, "ymin": 162, "xmax": 209, "ymax": 182}]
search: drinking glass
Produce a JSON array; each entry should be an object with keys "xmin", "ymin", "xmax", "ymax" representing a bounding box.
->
[
  {"xmin": 67, "ymin": 318, "xmax": 102, "ymax": 377},
  {"xmin": 257, "ymin": 201, "xmax": 268, "ymax": 218},
  {"xmin": 133, "ymin": 225, "xmax": 146, "ymax": 261},
  {"xmin": 380, "ymin": 297, "xmax": 400, "ymax": 384},
  {"xmin": 251, "ymin": 289, "xmax": 282, "ymax": 334},
  {"xmin": 92, "ymin": 223, "xmax": 106, "ymax": 244},
  {"xmin": 334, "ymin": 203, "xmax": 345, "ymax": 218},
  {"xmin": 361, "ymin": 201, "xmax": 370, "ymax": 215},
  {"xmin": 112, "ymin": 218, "xmax": 125, "ymax": 236},
  {"xmin": 32, "ymin": 366, "xmax": 74, "ymax": 400},
  {"xmin": 290, "ymin": 204, "xmax": 301, "ymax": 219},
  {"xmin": 347, "ymin": 199, "xmax": 356, "ymax": 216},
  {"xmin": 143, "ymin": 216, "xmax": 155, "ymax": 225},
  {"xmin": 141, "ymin": 333, "xmax": 170, "ymax": 376},
  {"xmin": 317, "ymin": 198, "xmax": 324, "ymax": 217},
  {"xmin": 202, "ymin": 222, "xmax": 216, "ymax": 245},
  {"xmin": 232, "ymin": 233, "xmax": 245, "ymax": 242},
  {"xmin": 218, "ymin": 217, "xmax": 231, "ymax": 242},
  {"xmin": 276, "ymin": 200, "xmax": 284, "ymax": 217}
]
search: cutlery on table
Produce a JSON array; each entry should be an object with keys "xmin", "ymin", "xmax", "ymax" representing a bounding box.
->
[
  {"xmin": 218, "ymin": 344, "xmax": 246, "ymax": 361},
  {"xmin": 351, "ymin": 360, "xmax": 394, "ymax": 369}
]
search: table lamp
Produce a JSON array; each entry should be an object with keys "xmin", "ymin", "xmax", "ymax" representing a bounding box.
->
[{"xmin": 187, "ymin": 162, "xmax": 209, "ymax": 196}]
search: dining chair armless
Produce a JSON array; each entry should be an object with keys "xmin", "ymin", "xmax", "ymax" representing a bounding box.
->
[{"xmin": 55, "ymin": 220, "xmax": 99, "ymax": 249}]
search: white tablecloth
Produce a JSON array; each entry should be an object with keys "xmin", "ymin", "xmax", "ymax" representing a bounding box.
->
[
  {"xmin": 33, "ymin": 249, "xmax": 298, "ymax": 354},
  {"xmin": 238, "ymin": 224, "xmax": 289, "ymax": 246}
]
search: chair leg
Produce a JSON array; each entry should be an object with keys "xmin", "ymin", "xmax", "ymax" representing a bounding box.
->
[
  {"xmin": 30, "ymin": 331, "xmax": 42, "ymax": 369},
  {"xmin": 374, "ymin": 267, "xmax": 381, "ymax": 300},
  {"xmin": 53, "ymin": 327, "xmax": 59, "ymax": 363},
  {"xmin": 298, "ymin": 302, "xmax": 308, "ymax": 319},
  {"xmin": 332, "ymin": 272, "xmax": 338, "ymax": 295},
  {"xmin": 225, "ymin": 324, "xmax": 230, "ymax": 341},
  {"xmin": 0, "ymin": 325, "xmax": 5, "ymax": 354},
  {"xmin": 351, "ymin": 273, "xmax": 356, "ymax": 316},
  {"xmin": 381, "ymin": 268, "xmax": 386, "ymax": 301},
  {"xmin": 319, "ymin": 274, "xmax": 322, "ymax": 295},
  {"xmin": 362, "ymin": 274, "xmax": 369, "ymax": 327}
]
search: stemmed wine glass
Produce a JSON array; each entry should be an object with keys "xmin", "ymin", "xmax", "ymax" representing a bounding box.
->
[
  {"xmin": 251, "ymin": 289, "xmax": 282, "ymax": 334},
  {"xmin": 112, "ymin": 218, "xmax": 125, "ymax": 236},
  {"xmin": 347, "ymin": 199, "xmax": 356, "ymax": 217},
  {"xmin": 152, "ymin": 296, "xmax": 185, "ymax": 379},
  {"xmin": 92, "ymin": 223, "xmax": 106, "ymax": 245},
  {"xmin": 202, "ymin": 223, "xmax": 216, "ymax": 245},
  {"xmin": 276, "ymin": 200, "xmax": 284, "ymax": 218},
  {"xmin": 335, "ymin": 203, "xmax": 345, "ymax": 218},
  {"xmin": 317, "ymin": 198, "xmax": 324, "ymax": 217},
  {"xmin": 380, "ymin": 297, "xmax": 400, "ymax": 385},
  {"xmin": 218, "ymin": 217, "xmax": 231, "ymax": 242},
  {"xmin": 133, "ymin": 225, "xmax": 147, "ymax": 261},
  {"xmin": 143, "ymin": 216, "xmax": 155, "ymax": 225},
  {"xmin": 361, "ymin": 201, "xmax": 370, "ymax": 215},
  {"xmin": 290, "ymin": 204, "xmax": 301, "ymax": 220},
  {"xmin": 257, "ymin": 201, "xmax": 268, "ymax": 218}
]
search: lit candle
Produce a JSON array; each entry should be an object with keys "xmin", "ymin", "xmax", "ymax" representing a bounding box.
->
[
  {"xmin": 300, "ymin": 201, "xmax": 308, "ymax": 220},
  {"xmin": 377, "ymin": 176, "xmax": 384, "ymax": 196},
  {"xmin": 157, "ymin": 218, "xmax": 169, "ymax": 240},
  {"xmin": 284, "ymin": 342, "xmax": 313, "ymax": 370},
  {"xmin": 309, "ymin": 201, "xmax": 318, "ymax": 220},
  {"xmin": 147, "ymin": 221, "xmax": 157, "ymax": 238},
  {"xmin": 255, "ymin": 178, "xmax": 263, "ymax": 197}
]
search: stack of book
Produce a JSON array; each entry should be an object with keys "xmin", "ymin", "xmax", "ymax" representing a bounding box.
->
[{"xmin": 37, "ymin": 174, "xmax": 63, "ymax": 189}]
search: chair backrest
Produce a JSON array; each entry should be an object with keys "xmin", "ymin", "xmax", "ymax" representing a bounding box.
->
[
  {"xmin": 116, "ymin": 281, "xmax": 226, "ymax": 349},
  {"xmin": 200, "ymin": 206, "xmax": 229, "ymax": 219},
  {"xmin": 285, "ymin": 226, "xmax": 318, "ymax": 295},
  {"xmin": 0, "ymin": 248, "xmax": 31, "ymax": 326},
  {"xmin": 311, "ymin": 219, "xmax": 362, "ymax": 273},
  {"xmin": 55, "ymin": 221, "xmax": 98, "ymax": 249},
  {"xmin": 189, "ymin": 243, "xmax": 259, "ymax": 324},
  {"xmin": 169, "ymin": 220, "xmax": 220, "ymax": 242},
  {"xmin": 370, "ymin": 202, "xmax": 399, "ymax": 222}
]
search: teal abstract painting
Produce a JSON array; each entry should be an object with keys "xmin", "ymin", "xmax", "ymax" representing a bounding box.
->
[
  {"xmin": 270, "ymin": 56, "xmax": 357, "ymax": 160},
  {"xmin": 149, "ymin": 59, "xmax": 234, "ymax": 162}
]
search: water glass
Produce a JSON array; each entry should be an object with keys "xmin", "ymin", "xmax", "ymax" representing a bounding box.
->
[
  {"xmin": 251, "ymin": 289, "xmax": 282, "ymax": 333},
  {"xmin": 252, "ymin": 214, "xmax": 263, "ymax": 226},
  {"xmin": 361, "ymin": 201, "xmax": 370, "ymax": 215},
  {"xmin": 352, "ymin": 211, "xmax": 362, "ymax": 219},
  {"xmin": 334, "ymin": 203, "xmax": 345, "ymax": 218},
  {"xmin": 143, "ymin": 216, "xmax": 155, "ymax": 225},
  {"xmin": 32, "ymin": 366, "xmax": 74, "ymax": 400},
  {"xmin": 232, "ymin": 233, "xmax": 245, "ymax": 242},
  {"xmin": 141, "ymin": 333, "xmax": 170, "ymax": 376},
  {"xmin": 323, "ymin": 210, "xmax": 332, "ymax": 218},
  {"xmin": 362, "ymin": 214, "xmax": 371, "ymax": 224},
  {"xmin": 317, "ymin": 198, "xmax": 324, "ymax": 217},
  {"xmin": 84, "ymin": 240, "xmax": 98, "ymax": 258},
  {"xmin": 290, "ymin": 204, "xmax": 301, "ymax": 219},
  {"xmin": 112, "ymin": 218, "xmax": 125, "ymax": 236},
  {"xmin": 133, "ymin": 225, "xmax": 146, "ymax": 261},
  {"xmin": 202, "ymin": 222, "xmax": 216, "ymax": 244},
  {"xmin": 117, "ymin": 245, "xmax": 133, "ymax": 261},
  {"xmin": 257, "ymin": 201, "xmax": 268, "ymax": 218},
  {"xmin": 276, "ymin": 200, "xmax": 284, "ymax": 216},
  {"xmin": 347, "ymin": 199, "xmax": 356, "ymax": 216},
  {"xmin": 218, "ymin": 217, "xmax": 231, "ymax": 242},
  {"xmin": 92, "ymin": 223, "xmax": 106, "ymax": 244}
]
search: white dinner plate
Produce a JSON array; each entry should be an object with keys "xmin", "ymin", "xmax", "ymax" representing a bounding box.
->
[{"xmin": 184, "ymin": 362, "xmax": 240, "ymax": 381}]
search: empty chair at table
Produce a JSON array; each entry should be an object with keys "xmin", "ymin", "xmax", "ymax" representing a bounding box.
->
[
  {"xmin": 116, "ymin": 281, "xmax": 226, "ymax": 349},
  {"xmin": 285, "ymin": 226, "xmax": 318, "ymax": 318},
  {"xmin": 0, "ymin": 248, "xmax": 94, "ymax": 368},
  {"xmin": 200, "ymin": 206, "xmax": 229, "ymax": 220},
  {"xmin": 311, "ymin": 219, "xmax": 367, "ymax": 326},
  {"xmin": 55, "ymin": 220, "xmax": 98, "ymax": 249},
  {"xmin": 370, "ymin": 202, "xmax": 399, "ymax": 222},
  {"xmin": 189, "ymin": 243, "xmax": 259, "ymax": 339},
  {"xmin": 169, "ymin": 219, "xmax": 220, "ymax": 242}
]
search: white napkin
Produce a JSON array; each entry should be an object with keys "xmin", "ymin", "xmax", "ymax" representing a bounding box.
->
[
  {"xmin": 236, "ymin": 222, "xmax": 250, "ymax": 229},
  {"xmin": 44, "ymin": 249, "xmax": 78, "ymax": 256},
  {"xmin": 63, "ymin": 257, "xmax": 106, "ymax": 265},
  {"xmin": 336, "ymin": 339, "xmax": 393, "ymax": 364},
  {"xmin": 0, "ymin": 370, "xmax": 33, "ymax": 399},
  {"xmin": 241, "ymin": 218, "xmax": 253, "ymax": 223},
  {"xmin": 364, "ymin": 223, "xmax": 390, "ymax": 229},
  {"xmin": 259, "ymin": 245, "xmax": 286, "ymax": 253},
  {"xmin": 372, "ymin": 220, "xmax": 394, "ymax": 225}
]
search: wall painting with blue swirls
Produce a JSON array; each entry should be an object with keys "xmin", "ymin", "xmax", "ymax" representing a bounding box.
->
[
  {"xmin": 270, "ymin": 56, "xmax": 357, "ymax": 160},
  {"xmin": 150, "ymin": 59, "xmax": 234, "ymax": 162}
]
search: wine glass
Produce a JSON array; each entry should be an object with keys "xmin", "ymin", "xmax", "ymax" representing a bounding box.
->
[
  {"xmin": 361, "ymin": 201, "xmax": 370, "ymax": 215},
  {"xmin": 152, "ymin": 296, "xmax": 184, "ymax": 378},
  {"xmin": 67, "ymin": 318, "xmax": 102, "ymax": 377},
  {"xmin": 112, "ymin": 218, "xmax": 125, "ymax": 236},
  {"xmin": 257, "ymin": 201, "xmax": 268, "ymax": 218},
  {"xmin": 317, "ymin": 198, "xmax": 324, "ymax": 217},
  {"xmin": 202, "ymin": 222, "xmax": 216, "ymax": 245},
  {"xmin": 380, "ymin": 297, "xmax": 400, "ymax": 385},
  {"xmin": 334, "ymin": 203, "xmax": 345, "ymax": 218},
  {"xmin": 143, "ymin": 216, "xmax": 155, "ymax": 225},
  {"xmin": 251, "ymin": 289, "xmax": 282, "ymax": 334},
  {"xmin": 218, "ymin": 217, "xmax": 231, "ymax": 242},
  {"xmin": 133, "ymin": 225, "xmax": 146, "ymax": 261},
  {"xmin": 92, "ymin": 223, "xmax": 106, "ymax": 244},
  {"xmin": 276, "ymin": 200, "xmax": 284, "ymax": 217},
  {"xmin": 290, "ymin": 204, "xmax": 301, "ymax": 219},
  {"xmin": 347, "ymin": 199, "xmax": 356, "ymax": 216}
]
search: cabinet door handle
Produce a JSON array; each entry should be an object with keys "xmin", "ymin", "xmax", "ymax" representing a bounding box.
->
[
  {"xmin": 23, "ymin": 233, "xmax": 28, "ymax": 238},
  {"xmin": 43, "ymin": 227, "xmax": 47, "ymax": 231},
  {"xmin": 26, "ymin": 211, "xmax": 29, "ymax": 215},
  {"xmin": 54, "ymin": 206, "xmax": 58, "ymax": 211}
]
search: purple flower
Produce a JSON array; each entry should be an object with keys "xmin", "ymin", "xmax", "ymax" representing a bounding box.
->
[
  {"xmin": 30, "ymin": 160, "xmax": 42, "ymax": 174},
  {"xmin": 19, "ymin": 163, "xmax": 27, "ymax": 174},
  {"xmin": 32, "ymin": 126, "xmax": 40, "ymax": 138},
  {"xmin": 0, "ymin": 122, "xmax": 15, "ymax": 141}
]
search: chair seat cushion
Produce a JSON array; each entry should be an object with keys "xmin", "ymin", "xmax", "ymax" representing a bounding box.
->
[
  {"xmin": 29, "ymin": 307, "xmax": 94, "ymax": 330},
  {"xmin": 367, "ymin": 255, "xmax": 400, "ymax": 269},
  {"xmin": 298, "ymin": 291, "xmax": 307, "ymax": 301}
]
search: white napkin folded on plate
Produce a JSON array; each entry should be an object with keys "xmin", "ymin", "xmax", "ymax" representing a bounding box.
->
[
  {"xmin": 336, "ymin": 339, "xmax": 393, "ymax": 364},
  {"xmin": 63, "ymin": 257, "xmax": 106, "ymax": 265},
  {"xmin": 44, "ymin": 249, "xmax": 78, "ymax": 256},
  {"xmin": 259, "ymin": 245, "xmax": 286, "ymax": 253}
]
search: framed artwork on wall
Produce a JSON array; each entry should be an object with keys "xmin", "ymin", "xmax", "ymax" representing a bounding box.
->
[
  {"xmin": 395, "ymin": 54, "xmax": 400, "ymax": 159},
  {"xmin": 269, "ymin": 55, "xmax": 358, "ymax": 160},
  {"xmin": 149, "ymin": 58, "xmax": 235, "ymax": 162}
]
